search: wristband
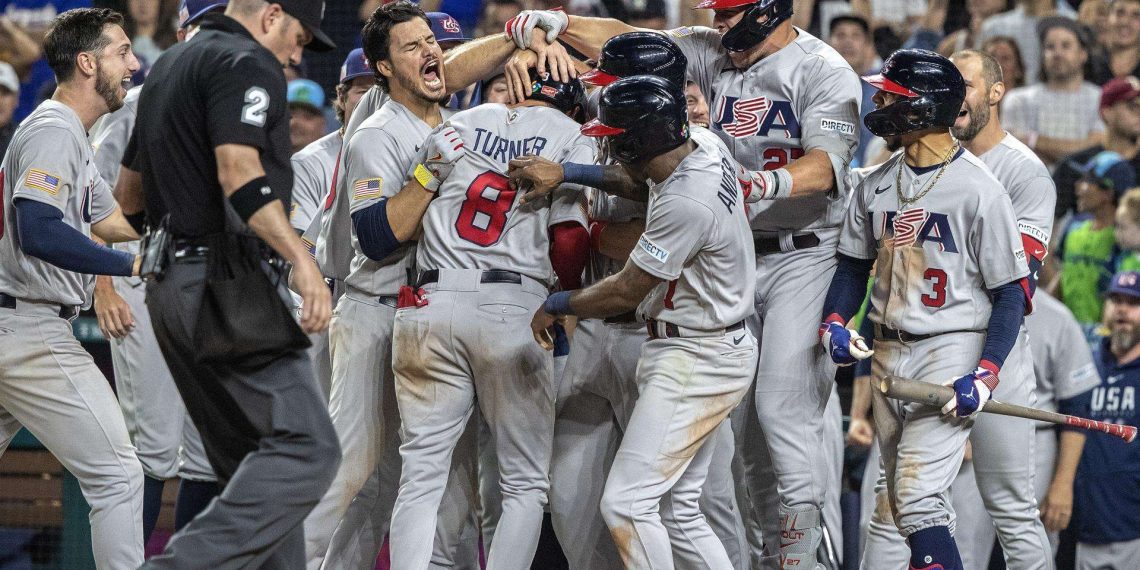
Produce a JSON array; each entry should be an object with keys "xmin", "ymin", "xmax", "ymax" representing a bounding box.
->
[
  {"xmin": 543, "ymin": 290, "xmax": 574, "ymax": 315},
  {"xmin": 228, "ymin": 176, "xmax": 278, "ymax": 222},
  {"xmin": 562, "ymin": 162, "xmax": 606, "ymax": 189}
]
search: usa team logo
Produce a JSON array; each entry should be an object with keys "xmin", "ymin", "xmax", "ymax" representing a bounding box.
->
[
  {"xmin": 713, "ymin": 96, "xmax": 800, "ymax": 139},
  {"xmin": 892, "ymin": 208, "xmax": 927, "ymax": 247}
]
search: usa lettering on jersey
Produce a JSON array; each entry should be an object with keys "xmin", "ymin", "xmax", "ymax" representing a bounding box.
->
[
  {"xmin": 874, "ymin": 210, "xmax": 959, "ymax": 253},
  {"xmin": 713, "ymin": 96, "xmax": 800, "ymax": 139}
]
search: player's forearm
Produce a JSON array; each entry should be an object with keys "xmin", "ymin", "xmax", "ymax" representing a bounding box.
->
[
  {"xmin": 1050, "ymin": 430, "xmax": 1087, "ymax": 488},
  {"xmin": 91, "ymin": 207, "xmax": 142, "ymax": 243},
  {"xmin": 979, "ymin": 281, "xmax": 1027, "ymax": 372},
  {"xmin": 443, "ymin": 33, "xmax": 516, "ymax": 93},
  {"xmin": 562, "ymin": 162, "xmax": 649, "ymax": 202},
  {"xmin": 15, "ymin": 199, "xmax": 136, "ymax": 277},
  {"xmin": 559, "ymin": 16, "xmax": 640, "ymax": 60},
  {"xmin": 113, "ymin": 166, "xmax": 145, "ymax": 216},
  {"xmin": 785, "ymin": 149, "xmax": 839, "ymax": 196},
  {"xmin": 386, "ymin": 180, "xmax": 435, "ymax": 241},
  {"xmin": 563, "ymin": 260, "xmax": 660, "ymax": 319},
  {"xmin": 850, "ymin": 373, "xmax": 873, "ymax": 421},
  {"xmin": 822, "ymin": 254, "xmax": 874, "ymax": 324},
  {"xmin": 245, "ymin": 202, "xmax": 311, "ymax": 266}
]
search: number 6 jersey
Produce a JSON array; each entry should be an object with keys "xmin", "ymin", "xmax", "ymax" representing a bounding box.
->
[
  {"xmin": 838, "ymin": 149, "xmax": 1028, "ymax": 335},
  {"xmin": 412, "ymin": 104, "xmax": 591, "ymax": 286}
]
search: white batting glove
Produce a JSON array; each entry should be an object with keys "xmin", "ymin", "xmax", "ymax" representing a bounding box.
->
[
  {"xmin": 413, "ymin": 126, "xmax": 466, "ymax": 194},
  {"xmin": 505, "ymin": 8, "xmax": 569, "ymax": 50},
  {"xmin": 745, "ymin": 168, "xmax": 793, "ymax": 202}
]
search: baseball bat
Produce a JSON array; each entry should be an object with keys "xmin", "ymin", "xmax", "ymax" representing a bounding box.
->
[{"xmin": 879, "ymin": 376, "xmax": 1137, "ymax": 443}]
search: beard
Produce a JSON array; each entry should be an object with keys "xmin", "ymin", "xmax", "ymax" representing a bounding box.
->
[
  {"xmin": 950, "ymin": 101, "xmax": 989, "ymax": 142},
  {"xmin": 1111, "ymin": 322, "xmax": 1140, "ymax": 356},
  {"xmin": 94, "ymin": 61, "xmax": 125, "ymax": 112}
]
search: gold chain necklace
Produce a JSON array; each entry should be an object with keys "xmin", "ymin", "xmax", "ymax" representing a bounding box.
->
[{"xmin": 895, "ymin": 142, "xmax": 959, "ymax": 209}]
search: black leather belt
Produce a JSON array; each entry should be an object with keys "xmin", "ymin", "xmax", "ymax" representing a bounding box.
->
[
  {"xmin": 172, "ymin": 238, "xmax": 209, "ymax": 260},
  {"xmin": 604, "ymin": 310, "xmax": 639, "ymax": 324},
  {"xmin": 377, "ymin": 295, "xmax": 398, "ymax": 309},
  {"xmin": 753, "ymin": 232, "xmax": 820, "ymax": 255},
  {"xmin": 0, "ymin": 292, "xmax": 78, "ymax": 320},
  {"xmin": 646, "ymin": 318, "xmax": 745, "ymax": 340},
  {"xmin": 416, "ymin": 269, "xmax": 522, "ymax": 288},
  {"xmin": 874, "ymin": 323, "xmax": 936, "ymax": 343}
]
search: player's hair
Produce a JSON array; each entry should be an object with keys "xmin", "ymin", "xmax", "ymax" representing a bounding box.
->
[
  {"xmin": 44, "ymin": 8, "xmax": 125, "ymax": 83},
  {"xmin": 951, "ymin": 50, "xmax": 1004, "ymax": 91},
  {"xmin": 1120, "ymin": 188, "xmax": 1140, "ymax": 225},
  {"xmin": 361, "ymin": 1, "xmax": 430, "ymax": 90}
]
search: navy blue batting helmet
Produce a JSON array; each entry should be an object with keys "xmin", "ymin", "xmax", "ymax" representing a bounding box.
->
[
  {"xmin": 581, "ymin": 75, "xmax": 689, "ymax": 165},
  {"xmin": 862, "ymin": 49, "xmax": 966, "ymax": 137},
  {"xmin": 527, "ymin": 69, "xmax": 587, "ymax": 118},
  {"xmin": 580, "ymin": 31, "xmax": 688, "ymax": 88}
]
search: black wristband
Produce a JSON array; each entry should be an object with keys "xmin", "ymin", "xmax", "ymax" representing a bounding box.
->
[
  {"xmin": 125, "ymin": 211, "xmax": 146, "ymax": 235},
  {"xmin": 228, "ymin": 176, "xmax": 278, "ymax": 222}
]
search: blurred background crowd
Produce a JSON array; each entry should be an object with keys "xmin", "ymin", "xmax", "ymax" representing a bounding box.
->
[{"xmin": 1, "ymin": 0, "xmax": 1139, "ymax": 569}]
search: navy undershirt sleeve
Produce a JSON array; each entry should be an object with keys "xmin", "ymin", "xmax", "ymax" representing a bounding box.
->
[
  {"xmin": 15, "ymin": 199, "xmax": 134, "ymax": 277},
  {"xmin": 980, "ymin": 281, "xmax": 1027, "ymax": 370},
  {"xmin": 351, "ymin": 199, "xmax": 401, "ymax": 262},
  {"xmin": 822, "ymin": 254, "xmax": 874, "ymax": 323}
]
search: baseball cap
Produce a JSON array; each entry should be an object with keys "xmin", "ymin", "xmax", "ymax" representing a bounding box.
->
[
  {"xmin": 340, "ymin": 48, "xmax": 372, "ymax": 84},
  {"xmin": 287, "ymin": 78, "xmax": 325, "ymax": 112},
  {"xmin": 428, "ymin": 12, "xmax": 470, "ymax": 45},
  {"xmin": 1101, "ymin": 76, "xmax": 1140, "ymax": 110},
  {"xmin": 0, "ymin": 62, "xmax": 18, "ymax": 95},
  {"xmin": 178, "ymin": 0, "xmax": 226, "ymax": 29},
  {"xmin": 1079, "ymin": 150, "xmax": 1137, "ymax": 197},
  {"xmin": 275, "ymin": 0, "xmax": 335, "ymax": 52},
  {"xmin": 1107, "ymin": 271, "xmax": 1140, "ymax": 299}
]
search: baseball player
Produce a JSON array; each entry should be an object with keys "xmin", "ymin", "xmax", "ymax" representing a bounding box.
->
[
  {"xmin": 372, "ymin": 71, "xmax": 590, "ymax": 570},
  {"xmin": 310, "ymin": 5, "xmax": 582, "ymax": 566},
  {"xmin": 530, "ymin": 74, "xmax": 756, "ymax": 569},
  {"xmin": 0, "ymin": 8, "xmax": 145, "ymax": 568},
  {"xmin": 288, "ymin": 47, "xmax": 373, "ymax": 403},
  {"xmin": 821, "ymin": 49, "xmax": 1029, "ymax": 570},
  {"xmin": 88, "ymin": 0, "xmax": 223, "ymax": 543},
  {"xmin": 855, "ymin": 48, "xmax": 1059, "ymax": 570},
  {"xmin": 504, "ymin": 4, "xmax": 862, "ymax": 566},
  {"xmin": 950, "ymin": 290, "xmax": 1099, "ymax": 566},
  {"xmin": 508, "ymin": 32, "xmax": 749, "ymax": 569}
]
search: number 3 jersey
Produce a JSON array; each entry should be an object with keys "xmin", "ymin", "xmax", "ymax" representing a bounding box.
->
[
  {"xmin": 413, "ymin": 104, "xmax": 592, "ymax": 286},
  {"xmin": 838, "ymin": 149, "xmax": 1028, "ymax": 335}
]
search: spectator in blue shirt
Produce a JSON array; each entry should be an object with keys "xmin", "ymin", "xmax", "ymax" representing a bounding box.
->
[
  {"xmin": 0, "ymin": 0, "xmax": 92, "ymax": 122},
  {"xmin": 1071, "ymin": 270, "xmax": 1140, "ymax": 569}
]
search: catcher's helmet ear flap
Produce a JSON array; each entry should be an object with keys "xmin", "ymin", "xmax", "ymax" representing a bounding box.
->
[
  {"xmin": 862, "ymin": 49, "xmax": 966, "ymax": 137},
  {"xmin": 526, "ymin": 69, "xmax": 587, "ymax": 117},
  {"xmin": 581, "ymin": 31, "xmax": 689, "ymax": 88},
  {"xmin": 695, "ymin": 0, "xmax": 794, "ymax": 53},
  {"xmin": 580, "ymin": 75, "xmax": 690, "ymax": 165}
]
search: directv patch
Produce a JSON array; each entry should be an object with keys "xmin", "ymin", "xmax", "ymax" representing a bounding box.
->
[{"xmin": 820, "ymin": 118, "xmax": 855, "ymax": 135}]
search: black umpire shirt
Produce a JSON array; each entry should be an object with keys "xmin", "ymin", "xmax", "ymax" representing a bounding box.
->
[{"xmin": 127, "ymin": 13, "xmax": 292, "ymax": 238}]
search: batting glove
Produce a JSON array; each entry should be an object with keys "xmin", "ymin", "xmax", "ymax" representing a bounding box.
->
[
  {"xmin": 413, "ymin": 126, "xmax": 466, "ymax": 194},
  {"xmin": 941, "ymin": 365, "xmax": 999, "ymax": 418},
  {"xmin": 505, "ymin": 8, "xmax": 568, "ymax": 49},
  {"xmin": 818, "ymin": 317, "xmax": 873, "ymax": 366}
]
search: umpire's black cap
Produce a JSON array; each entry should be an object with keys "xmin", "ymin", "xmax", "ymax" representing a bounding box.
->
[{"xmin": 277, "ymin": 0, "xmax": 335, "ymax": 52}]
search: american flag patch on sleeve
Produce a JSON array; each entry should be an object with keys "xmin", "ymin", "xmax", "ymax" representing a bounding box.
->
[
  {"xmin": 353, "ymin": 178, "xmax": 382, "ymax": 201},
  {"xmin": 24, "ymin": 169, "xmax": 61, "ymax": 195}
]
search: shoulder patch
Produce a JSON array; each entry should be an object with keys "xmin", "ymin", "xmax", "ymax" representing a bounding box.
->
[
  {"xmin": 24, "ymin": 169, "xmax": 61, "ymax": 195},
  {"xmin": 352, "ymin": 178, "xmax": 383, "ymax": 201},
  {"xmin": 820, "ymin": 118, "xmax": 855, "ymax": 135},
  {"xmin": 637, "ymin": 235, "xmax": 670, "ymax": 263},
  {"xmin": 668, "ymin": 26, "xmax": 694, "ymax": 38}
]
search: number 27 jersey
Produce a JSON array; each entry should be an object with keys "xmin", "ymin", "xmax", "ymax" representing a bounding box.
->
[{"xmin": 413, "ymin": 104, "xmax": 591, "ymax": 286}]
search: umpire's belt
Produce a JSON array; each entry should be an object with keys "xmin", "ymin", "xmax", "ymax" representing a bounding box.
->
[
  {"xmin": 0, "ymin": 292, "xmax": 78, "ymax": 320},
  {"xmin": 646, "ymin": 318, "xmax": 745, "ymax": 340},
  {"xmin": 874, "ymin": 323, "xmax": 937, "ymax": 343},
  {"xmin": 753, "ymin": 231, "xmax": 819, "ymax": 255},
  {"xmin": 416, "ymin": 269, "xmax": 522, "ymax": 288}
]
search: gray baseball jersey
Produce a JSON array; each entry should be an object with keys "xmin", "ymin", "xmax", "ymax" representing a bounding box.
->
[
  {"xmin": 630, "ymin": 138, "xmax": 755, "ymax": 330},
  {"xmin": 667, "ymin": 26, "xmax": 861, "ymax": 231},
  {"xmin": 316, "ymin": 85, "xmax": 389, "ymax": 280},
  {"xmin": 839, "ymin": 150, "xmax": 1028, "ymax": 334},
  {"xmin": 978, "ymin": 132, "xmax": 1055, "ymax": 256},
  {"xmin": 342, "ymin": 99, "xmax": 433, "ymax": 297},
  {"xmin": 1026, "ymin": 290, "xmax": 1100, "ymax": 414},
  {"xmin": 290, "ymin": 130, "xmax": 342, "ymax": 233},
  {"xmin": 414, "ymin": 104, "xmax": 590, "ymax": 285},
  {"xmin": 0, "ymin": 100, "xmax": 119, "ymax": 306}
]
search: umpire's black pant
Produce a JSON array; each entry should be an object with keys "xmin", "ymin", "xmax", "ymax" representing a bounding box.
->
[{"xmin": 141, "ymin": 257, "xmax": 340, "ymax": 569}]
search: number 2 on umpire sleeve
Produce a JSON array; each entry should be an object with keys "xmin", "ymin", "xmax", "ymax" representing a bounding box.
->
[
  {"xmin": 241, "ymin": 87, "xmax": 269, "ymax": 127},
  {"xmin": 922, "ymin": 268, "xmax": 947, "ymax": 307},
  {"xmin": 455, "ymin": 171, "xmax": 516, "ymax": 246}
]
